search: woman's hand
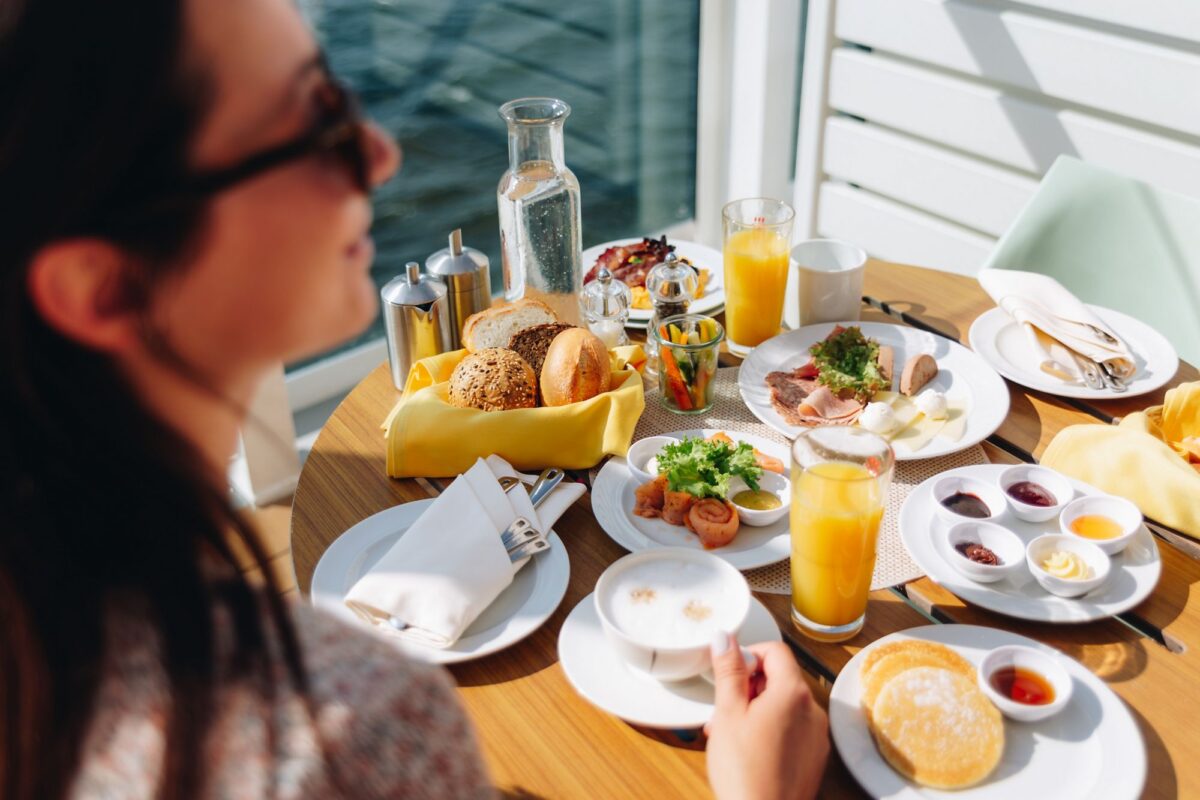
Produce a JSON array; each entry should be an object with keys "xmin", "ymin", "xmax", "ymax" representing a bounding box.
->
[{"xmin": 705, "ymin": 632, "xmax": 829, "ymax": 800}]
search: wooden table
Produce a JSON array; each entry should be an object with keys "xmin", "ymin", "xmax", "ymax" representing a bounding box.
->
[{"xmin": 291, "ymin": 260, "xmax": 1199, "ymax": 799}]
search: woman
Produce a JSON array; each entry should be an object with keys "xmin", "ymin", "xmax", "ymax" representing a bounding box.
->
[{"xmin": 0, "ymin": 0, "xmax": 828, "ymax": 797}]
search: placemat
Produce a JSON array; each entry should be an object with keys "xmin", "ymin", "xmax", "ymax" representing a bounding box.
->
[{"xmin": 634, "ymin": 367, "xmax": 990, "ymax": 593}]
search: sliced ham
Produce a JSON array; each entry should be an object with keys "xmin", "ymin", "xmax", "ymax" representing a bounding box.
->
[{"xmin": 766, "ymin": 367, "xmax": 864, "ymax": 427}]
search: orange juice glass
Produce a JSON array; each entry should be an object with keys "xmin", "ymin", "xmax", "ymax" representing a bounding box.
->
[
  {"xmin": 722, "ymin": 198, "xmax": 794, "ymax": 355},
  {"xmin": 790, "ymin": 427, "xmax": 894, "ymax": 642}
]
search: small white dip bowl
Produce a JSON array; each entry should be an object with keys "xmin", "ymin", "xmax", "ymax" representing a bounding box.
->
[
  {"xmin": 625, "ymin": 436, "xmax": 677, "ymax": 485},
  {"xmin": 942, "ymin": 521, "xmax": 1025, "ymax": 583},
  {"xmin": 727, "ymin": 471, "xmax": 790, "ymax": 527},
  {"xmin": 1059, "ymin": 494, "xmax": 1143, "ymax": 556},
  {"xmin": 978, "ymin": 645, "xmax": 1073, "ymax": 722},
  {"xmin": 998, "ymin": 464, "xmax": 1074, "ymax": 523},
  {"xmin": 931, "ymin": 475, "xmax": 1007, "ymax": 526},
  {"xmin": 1025, "ymin": 533, "xmax": 1111, "ymax": 598}
]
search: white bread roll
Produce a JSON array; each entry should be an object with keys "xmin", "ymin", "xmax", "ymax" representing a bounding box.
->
[
  {"xmin": 461, "ymin": 298, "xmax": 558, "ymax": 352},
  {"xmin": 539, "ymin": 328, "xmax": 612, "ymax": 407}
]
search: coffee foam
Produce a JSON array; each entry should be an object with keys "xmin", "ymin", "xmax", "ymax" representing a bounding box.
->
[{"xmin": 604, "ymin": 559, "xmax": 742, "ymax": 648}]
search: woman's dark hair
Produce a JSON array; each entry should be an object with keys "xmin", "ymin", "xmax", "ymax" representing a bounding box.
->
[{"xmin": 0, "ymin": 2, "xmax": 307, "ymax": 798}]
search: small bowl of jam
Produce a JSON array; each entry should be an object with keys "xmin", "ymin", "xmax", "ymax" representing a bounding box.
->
[
  {"xmin": 999, "ymin": 465, "xmax": 1074, "ymax": 523},
  {"xmin": 942, "ymin": 521, "xmax": 1025, "ymax": 583},
  {"xmin": 978, "ymin": 645, "xmax": 1073, "ymax": 722},
  {"xmin": 932, "ymin": 475, "xmax": 1007, "ymax": 526},
  {"xmin": 1060, "ymin": 494, "xmax": 1142, "ymax": 555}
]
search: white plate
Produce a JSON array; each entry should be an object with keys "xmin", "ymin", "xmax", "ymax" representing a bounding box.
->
[
  {"xmin": 592, "ymin": 429, "xmax": 791, "ymax": 569},
  {"xmin": 738, "ymin": 322, "xmax": 1009, "ymax": 459},
  {"xmin": 829, "ymin": 624, "xmax": 1146, "ymax": 800},
  {"xmin": 581, "ymin": 237, "xmax": 725, "ymax": 327},
  {"xmin": 310, "ymin": 499, "xmax": 570, "ymax": 665},
  {"xmin": 968, "ymin": 304, "xmax": 1178, "ymax": 400},
  {"xmin": 558, "ymin": 593, "xmax": 781, "ymax": 729},
  {"xmin": 900, "ymin": 464, "xmax": 1160, "ymax": 623}
]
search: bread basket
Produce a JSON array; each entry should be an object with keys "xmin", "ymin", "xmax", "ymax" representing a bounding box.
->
[{"xmin": 382, "ymin": 346, "xmax": 646, "ymax": 478}]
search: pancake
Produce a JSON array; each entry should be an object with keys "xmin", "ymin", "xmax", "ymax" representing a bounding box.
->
[
  {"xmin": 871, "ymin": 666, "xmax": 1004, "ymax": 790},
  {"xmin": 860, "ymin": 642, "xmax": 975, "ymax": 712}
]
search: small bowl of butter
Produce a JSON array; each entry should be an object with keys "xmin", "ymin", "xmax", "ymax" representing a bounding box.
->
[{"xmin": 1025, "ymin": 534, "xmax": 1111, "ymax": 598}]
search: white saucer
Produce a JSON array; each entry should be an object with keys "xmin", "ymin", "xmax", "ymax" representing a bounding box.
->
[
  {"xmin": 558, "ymin": 593, "xmax": 782, "ymax": 729},
  {"xmin": 968, "ymin": 304, "xmax": 1178, "ymax": 400},
  {"xmin": 591, "ymin": 429, "xmax": 791, "ymax": 569},
  {"xmin": 311, "ymin": 498, "xmax": 570, "ymax": 665},
  {"xmin": 581, "ymin": 237, "xmax": 725, "ymax": 327},
  {"xmin": 830, "ymin": 624, "xmax": 1146, "ymax": 799},
  {"xmin": 899, "ymin": 464, "xmax": 1160, "ymax": 623}
]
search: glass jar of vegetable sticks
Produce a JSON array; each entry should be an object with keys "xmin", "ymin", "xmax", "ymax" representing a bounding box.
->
[{"xmin": 654, "ymin": 313, "xmax": 724, "ymax": 414}]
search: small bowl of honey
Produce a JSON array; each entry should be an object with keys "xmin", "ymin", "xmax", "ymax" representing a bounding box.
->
[
  {"xmin": 1059, "ymin": 494, "xmax": 1142, "ymax": 555},
  {"xmin": 978, "ymin": 645, "xmax": 1072, "ymax": 722}
]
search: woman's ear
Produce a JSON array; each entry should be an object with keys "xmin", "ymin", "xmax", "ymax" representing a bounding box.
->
[{"xmin": 25, "ymin": 239, "xmax": 142, "ymax": 354}]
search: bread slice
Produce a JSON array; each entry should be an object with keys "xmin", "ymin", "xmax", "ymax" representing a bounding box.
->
[{"xmin": 461, "ymin": 299, "xmax": 559, "ymax": 352}]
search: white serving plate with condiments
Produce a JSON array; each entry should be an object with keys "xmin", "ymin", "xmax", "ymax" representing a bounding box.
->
[
  {"xmin": 829, "ymin": 624, "xmax": 1146, "ymax": 800},
  {"xmin": 899, "ymin": 464, "xmax": 1160, "ymax": 623}
]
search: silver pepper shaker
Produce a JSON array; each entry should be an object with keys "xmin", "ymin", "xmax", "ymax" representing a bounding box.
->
[
  {"xmin": 425, "ymin": 228, "xmax": 492, "ymax": 349},
  {"xmin": 380, "ymin": 261, "xmax": 452, "ymax": 390}
]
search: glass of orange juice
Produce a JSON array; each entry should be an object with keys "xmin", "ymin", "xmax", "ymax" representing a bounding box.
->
[
  {"xmin": 722, "ymin": 198, "xmax": 794, "ymax": 355},
  {"xmin": 790, "ymin": 426, "xmax": 894, "ymax": 642}
]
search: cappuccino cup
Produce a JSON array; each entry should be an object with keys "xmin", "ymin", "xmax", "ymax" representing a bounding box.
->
[
  {"xmin": 789, "ymin": 239, "xmax": 867, "ymax": 327},
  {"xmin": 594, "ymin": 548, "xmax": 751, "ymax": 681}
]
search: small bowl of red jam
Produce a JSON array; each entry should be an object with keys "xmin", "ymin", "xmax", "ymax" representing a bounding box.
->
[
  {"xmin": 942, "ymin": 521, "xmax": 1025, "ymax": 583},
  {"xmin": 999, "ymin": 465, "xmax": 1073, "ymax": 523},
  {"xmin": 932, "ymin": 475, "xmax": 1007, "ymax": 526},
  {"xmin": 978, "ymin": 645, "xmax": 1072, "ymax": 722}
]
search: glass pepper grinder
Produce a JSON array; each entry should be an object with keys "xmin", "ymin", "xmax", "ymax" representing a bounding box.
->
[
  {"xmin": 581, "ymin": 267, "xmax": 631, "ymax": 348},
  {"xmin": 645, "ymin": 252, "xmax": 698, "ymax": 377}
]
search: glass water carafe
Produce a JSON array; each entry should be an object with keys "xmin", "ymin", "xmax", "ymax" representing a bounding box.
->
[{"xmin": 497, "ymin": 97, "xmax": 583, "ymax": 325}]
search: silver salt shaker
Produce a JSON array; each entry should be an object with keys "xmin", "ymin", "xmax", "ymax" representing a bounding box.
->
[
  {"xmin": 425, "ymin": 228, "xmax": 492, "ymax": 350},
  {"xmin": 380, "ymin": 261, "xmax": 452, "ymax": 390}
]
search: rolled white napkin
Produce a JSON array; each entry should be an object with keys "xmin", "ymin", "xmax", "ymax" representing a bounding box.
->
[
  {"xmin": 343, "ymin": 457, "xmax": 585, "ymax": 648},
  {"xmin": 978, "ymin": 269, "xmax": 1136, "ymax": 383}
]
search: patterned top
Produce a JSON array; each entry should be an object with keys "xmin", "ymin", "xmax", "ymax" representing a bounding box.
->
[{"xmin": 70, "ymin": 597, "xmax": 494, "ymax": 799}]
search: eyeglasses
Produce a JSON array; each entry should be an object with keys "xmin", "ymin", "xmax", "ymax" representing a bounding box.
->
[{"xmin": 182, "ymin": 74, "xmax": 372, "ymax": 196}]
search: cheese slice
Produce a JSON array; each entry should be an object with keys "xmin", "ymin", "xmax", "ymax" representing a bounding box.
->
[
  {"xmin": 938, "ymin": 403, "xmax": 968, "ymax": 443},
  {"xmin": 892, "ymin": 413, "xmax": 947, "ymax": 454}
]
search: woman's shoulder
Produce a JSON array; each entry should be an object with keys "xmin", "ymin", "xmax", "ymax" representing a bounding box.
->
[{"xmin": 286, "ymin": 602, "xmax": 493, "ymax": 798}]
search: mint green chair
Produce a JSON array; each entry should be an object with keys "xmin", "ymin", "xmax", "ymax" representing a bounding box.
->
[{"xmin": 983, "ymin": 156, "xmax": 1200, "ymax": 366}]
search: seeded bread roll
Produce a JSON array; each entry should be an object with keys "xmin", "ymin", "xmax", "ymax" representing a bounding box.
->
[
  {"xmin": 448, "ymin": 348, "xmax": 537, "ymax": 411},
  {"xmin": 509, "ymin": 323, "xmax": 575, "ymax": 391},
  {"xmin": 461, "ymin": 298, "xmax": 559, "ymax": 352}
]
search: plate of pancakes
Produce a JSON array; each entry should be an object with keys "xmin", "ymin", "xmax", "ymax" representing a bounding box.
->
[{"xmin": 829, "ymin": 624, "xmax": 1145, "ymax": 799}]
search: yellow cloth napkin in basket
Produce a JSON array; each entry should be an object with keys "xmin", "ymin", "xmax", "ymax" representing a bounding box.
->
[
  {"xmin": 382, "ymin": 345, "xmax": 646, "ymax": 478},
  {"xmin": 1042, "ymin": 382, "xmax": 1200, "ymax": 538}
]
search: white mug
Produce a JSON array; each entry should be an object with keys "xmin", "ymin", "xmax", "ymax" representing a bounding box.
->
[{"xmin": 788, "ymin": 239, "xmax": 867, "ymax": 327}]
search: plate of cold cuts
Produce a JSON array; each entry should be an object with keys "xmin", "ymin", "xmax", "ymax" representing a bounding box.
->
[{"xmin": 737, "ymin": 322, "xmax": 1009, "ymax": 460}]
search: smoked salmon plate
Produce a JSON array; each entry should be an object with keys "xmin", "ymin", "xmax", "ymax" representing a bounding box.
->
[
  {"xmin": 628, "ymin": 432, "xmax": 789, "ymax": 549},
  {"xmin": 591, "ymin": 429, "xmax": 794, "ymax": 568}
]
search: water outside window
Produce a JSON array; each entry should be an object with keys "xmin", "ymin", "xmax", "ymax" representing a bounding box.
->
[{"xmin": 292, "ymin": 0, "xmax": 700, "ymax": 370}]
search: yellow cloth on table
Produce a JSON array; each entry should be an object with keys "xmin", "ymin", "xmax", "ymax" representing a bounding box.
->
[
  {"xmin": 1042, "ymin": 382, "xmax": 1200, "ymax": 538},
  {"xmin": 382, "ymin": 345, "xmax": 646, "ymax": 478}
]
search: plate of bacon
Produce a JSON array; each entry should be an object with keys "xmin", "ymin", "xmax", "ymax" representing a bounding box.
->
[
  {"xmin": 738, "ymin": 323, "xmax": 1009, "ymax": 460},
  {"xmin": 592, "ymin": 430, "xmax": 792, "ymax": 569},
  {"xmin": 582, "ymin": 236, "xmax": 724, "ymax": 326}
]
